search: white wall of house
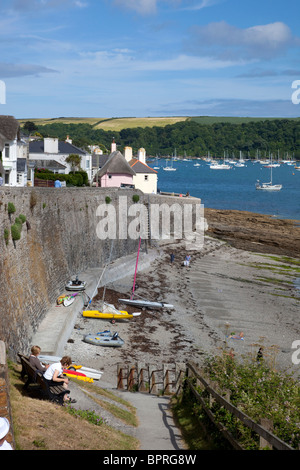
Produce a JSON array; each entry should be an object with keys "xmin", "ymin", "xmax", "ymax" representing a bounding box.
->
[
  {"xmin": 29, "ymin": 138, "xmax": 92, "ymax": 182},
  {"xmin": 133, "ymin": 173, "xmax": 157, "ymax": 194},
  {"xmin": 1, "ymin": 138, "xmax": 28, "ymax": 186}
]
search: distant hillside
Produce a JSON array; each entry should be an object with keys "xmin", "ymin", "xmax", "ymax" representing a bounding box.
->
[
  {"xmin": 18, "ymin": 115, "xmax": 300, "ymax": 132},
  {"xmin": 19, "ymin": 116, "xmax": 300, "ymax": 158},
  {"xmin": 18, "ymin": 116, "xmax": 188, "ymax": 131}
]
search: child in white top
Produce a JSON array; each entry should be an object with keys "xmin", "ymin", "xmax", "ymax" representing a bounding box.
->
[{"xmin": 43, "ymin": 356, "xmax": 76, "ymax": 403}]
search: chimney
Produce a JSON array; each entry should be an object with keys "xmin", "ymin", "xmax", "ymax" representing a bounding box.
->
[
  {"xmin": 138, "ymin": 147, "xmax": 146, "ymax": 164},
  {"xmin": 44, "ymin": 137, "xmax": 59, "ymax": 154},
  {"xmin": 111, "ymin": 138, "xmax": 116, "ymax": 153},
  {"xmin": 124, "ymin": 146, "xmax": 132, "ymax": 162}
]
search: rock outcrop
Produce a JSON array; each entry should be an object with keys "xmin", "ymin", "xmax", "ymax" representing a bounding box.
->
[{"xmin": 205, "ymin": 208, "xmax": 300, "ymax": 258}]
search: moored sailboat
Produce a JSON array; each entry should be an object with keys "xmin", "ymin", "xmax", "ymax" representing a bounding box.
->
[{"xmin": 256, "ymin": 155, "xmax": 282, "ymax": 191}]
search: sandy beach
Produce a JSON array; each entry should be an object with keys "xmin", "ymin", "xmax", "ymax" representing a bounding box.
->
[{"xmin": 64, "ymin": 228, "xmax": 300, "ymax": 387}]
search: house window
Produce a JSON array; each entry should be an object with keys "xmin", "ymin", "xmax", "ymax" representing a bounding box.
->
[
  {"xmin": 4, "ymin": 144, "xmax": 9, "ymax": 159},
  {"xmin": 108, "ymin": 174, "xmax": 112, "ymax": 179},
  {"xmin": 144, "ymin": 175, "xmax": 148, "ymax": 181}
]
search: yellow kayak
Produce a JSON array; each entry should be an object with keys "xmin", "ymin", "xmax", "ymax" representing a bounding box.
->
[
  {"xmin": 63, "ymin": 369, "xmax": 94, "ymax": 383},
  {"xmin": 82, "ymin": 310, "xmax": 141, "ymax": 320}
]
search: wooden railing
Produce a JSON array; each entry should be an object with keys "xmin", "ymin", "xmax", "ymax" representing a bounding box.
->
[
  {"xmin": 117, "ymin": 362, "xmax": 186, "ymax": 395},
  {"xmin": 184, "ymin": 362, "xmax": 294, "ymax": 451},
  {"xmin": 117, "ymin": 361, "xmax": 295, "ymax": 451}
]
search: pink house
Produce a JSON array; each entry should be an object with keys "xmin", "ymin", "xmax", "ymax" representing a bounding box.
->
[{"xmin": 96, "ymin": 150, "xmax": 136, "ymax": 188}]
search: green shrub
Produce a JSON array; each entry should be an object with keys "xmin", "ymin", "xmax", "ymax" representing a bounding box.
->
[
  {"xmin": 35, "ymin": 170, "xmax": 88, "ymax": 187},
  {"xmin": 4, "ymin": 228, "xmax": 9, "ymax": 245},
  {"xmin": 200, "ymin": 351, "xmax": 300, "ymax": 449},
  {"xmin": 11, "ymin": 224, "xmax": 21, "ymax": 241},
  {"xmin": 7, "ymin": 202, "xmax": 16, "ymax": 217},
  {"xmin": 132, "ymin": 194, "xmax": 140, "ymax": 203},
  {"xmin": 105, "ymin": 196, "xmax": 111, "ymax": 204},
  {"xmin": 19, "ymin": 214, "xmax": 26, "ymax": 223}
]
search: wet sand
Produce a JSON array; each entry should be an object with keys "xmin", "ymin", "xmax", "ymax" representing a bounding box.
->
[{"xmin": 64, "ymin": 235, "xmax": 300, "ymax": 387}]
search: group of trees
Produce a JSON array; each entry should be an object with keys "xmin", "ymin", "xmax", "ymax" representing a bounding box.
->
[{"xmin": 23, "ymin": 118, "xmax": 300, "ymax": 159}]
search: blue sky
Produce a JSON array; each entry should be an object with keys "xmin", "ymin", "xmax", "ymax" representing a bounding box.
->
[{"xmin": 0, "ymin": 0, "xmax": 300, "ymax": 118}]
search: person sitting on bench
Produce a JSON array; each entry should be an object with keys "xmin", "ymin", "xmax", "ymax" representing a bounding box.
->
[
  {"xmin": 29, "ymin": 345, "xmax": 49, "ymax": 373},
  {"xmin": 43, "ymin": 356, "xmax": 76, "ymax": 404}
]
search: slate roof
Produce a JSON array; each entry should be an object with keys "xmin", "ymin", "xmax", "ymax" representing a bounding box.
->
[
  {"xmin": 92, "ymin": 153, "xmax": 109, "ymax": 168},
  {"xmin": 28, "ymin": 159, "xmax": 67, "ymax": 170},
  {"xmin": 128, "ymin": 158, "xmax": 158, "ymax": 174},
  {"xmin": 29, "ymin": 140, "xmax": 86, "ymax": 155}
]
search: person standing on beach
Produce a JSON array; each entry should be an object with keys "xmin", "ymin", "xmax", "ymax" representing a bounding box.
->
[
  {"xmin": 256, "ymin": 347, "xmax": 264, "ymax": 363},
  {"xmin": 184, "ymin": 254, "xmax": 191, "ymax": 267}
]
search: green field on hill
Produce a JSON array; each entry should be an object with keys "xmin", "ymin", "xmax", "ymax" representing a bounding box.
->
[
  {"xmin": 18, "ymin": 116, "xmax": 188, "ymax": 131},
  {"xmin": 19, "ymin": 115, "xmax": 299, "ymax": 132}
]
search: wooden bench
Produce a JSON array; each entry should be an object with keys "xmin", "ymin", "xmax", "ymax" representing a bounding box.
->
[{"xmin": 18, "ymin": 354, "xmax": 70, "ymax": 406}]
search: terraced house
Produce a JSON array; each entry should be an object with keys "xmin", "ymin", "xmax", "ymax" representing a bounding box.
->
[{"xmin": 0, "ymin": 115, "xmax": 28, "ymax": 187}]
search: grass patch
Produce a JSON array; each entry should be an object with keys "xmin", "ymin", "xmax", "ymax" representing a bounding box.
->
[
  {"xmin": 9, "ymin": 362, "xmax": 139, "ymax": 450},
  {"xmin": 256, "ymin": 276, "xmax": 294, "ymax": 286},
  {"xmin": 256, "ymin": 254, "xmax": 300, "ymax": 267},
  {"xmin": 76, "ymin": 380, "xmax": 138, "ymax": 427},
  {"xmin": 171, "ymin": 395, "xmax": 228, "ymax": 450}
]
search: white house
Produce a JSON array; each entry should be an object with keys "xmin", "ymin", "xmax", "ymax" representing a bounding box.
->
[
  {"xmin": 29, "ymin": 137, "xmax": 92, "ymax": 183},
  {"xmin": 0, "ymin": 115, "xmax": 28, "ymax": 186},
  {"xmin": 125, "ymin": 147, "xmax": 158, "ymax": 194}
]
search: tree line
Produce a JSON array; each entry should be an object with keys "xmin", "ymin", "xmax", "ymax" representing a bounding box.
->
[{"xmin": 23, "ymin": 118, "xmax": 300, "ymax": 158}]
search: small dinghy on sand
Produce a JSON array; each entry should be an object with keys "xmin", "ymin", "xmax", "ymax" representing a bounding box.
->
[
  {"xmin": 65, "ymin": 276, "xmax": 86, "ymax": 291},
  {"xmin": 83, "ymin": 332, "xmax": 124, "ymax": 347}
]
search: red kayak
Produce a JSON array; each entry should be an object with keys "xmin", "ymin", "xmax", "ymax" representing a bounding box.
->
[{"xmin": 63, "ymin": 368, "xmax": 86, "ymax": 377}]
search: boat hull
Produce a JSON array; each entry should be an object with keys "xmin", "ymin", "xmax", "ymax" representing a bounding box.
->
[
  {"xmin": 118, "ymin": 298, "xmax": 174, "ymax": 309},
  {"xmin": 256, "ymin": 183, "xmax": 282, "ymax": 191},
  {"xmin": 63, "ymin": 296, "xmax": 75, "ymax": 306},
  {"xmin": 83, "ymin": 333, "xmax": 124, "ymax": 347},
  {"xmin": 65, "ymin": 280, "xmax": 86, "ymax": 291},
  {"xmin": 63, "ymin": 369, "xmax": 94, "ymax": 383},
  {"xmin": 82, "ymin": 310, "xmax": 141, "ymax": 320}
]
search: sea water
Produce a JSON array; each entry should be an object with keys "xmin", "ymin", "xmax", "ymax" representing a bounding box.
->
[{"xmin": 151, "ymin": 159, "xmax": 300, "ymax": 221}]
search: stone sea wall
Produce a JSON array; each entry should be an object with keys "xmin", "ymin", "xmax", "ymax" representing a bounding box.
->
[{"xmin": 0, "ymin": 187, "xmax": 201, "ymax": 359}]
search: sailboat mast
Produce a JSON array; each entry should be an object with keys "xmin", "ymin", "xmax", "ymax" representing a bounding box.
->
[
  {"xmin": 131, "ymin": 237, "xmax": 141, "ymax": 300},
  {"xmin": 88, "ymin": 240, "xmax": 114, "ymax": 306}
]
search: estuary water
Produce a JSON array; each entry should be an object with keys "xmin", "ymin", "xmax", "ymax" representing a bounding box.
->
[{"xmin": 149, "ymin": 158, "xmax": 300, "ymax": 221}]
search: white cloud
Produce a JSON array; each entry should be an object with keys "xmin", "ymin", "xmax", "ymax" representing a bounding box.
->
[
  {"xmin": 0, "ymin": 62, "xmax": 58, "ymax": 78},
  {"xmin": 179, "ymin": 0, "xmax": 223, "ymax": 11},
  {"xmin": 113, "ymin": 0, "xmax": 158, "ymax": 15},
  {"xmin": 187, "ymin": 21, "xmax": 298, "ymax": 60},
  {"xmin": 113, "ymin": 0, "xmax": 219, "ymax": 15}
]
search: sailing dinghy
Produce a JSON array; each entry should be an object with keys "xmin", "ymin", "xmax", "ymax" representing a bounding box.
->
[
  {"xmin": 118, "ymin": 237, "xmax": 174, "ymax": 310},
  {"xmin": 82, "ymin": 241, "xmax": 141, "ymax": 322}
]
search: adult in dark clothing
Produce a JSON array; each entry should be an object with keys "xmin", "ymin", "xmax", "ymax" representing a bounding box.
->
[{"xmin": 29, "ymin": 345, "xmax": 49, "ymax": 372}]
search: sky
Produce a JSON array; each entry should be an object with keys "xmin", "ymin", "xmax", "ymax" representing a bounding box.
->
[{"xmin": 0, "ymin": 0, "xmax": 300, "ymax": 118}]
